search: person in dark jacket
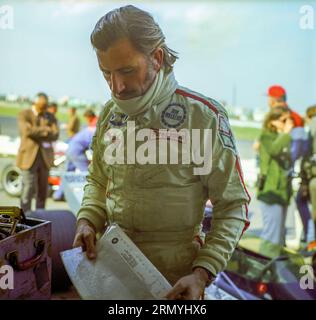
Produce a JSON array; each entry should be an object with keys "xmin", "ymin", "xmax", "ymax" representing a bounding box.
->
[{"xmin": 257, "ymin": 107, "xmax": 294, "ymax": 245}]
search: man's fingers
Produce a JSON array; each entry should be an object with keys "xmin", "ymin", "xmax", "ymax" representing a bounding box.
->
[
  {"xmin": 183, "ymin": 289, "xmax": 201, "ymax": 300},
  {"xmin": 83, "ymin": 231, "xmax": 96, "ymax": 259},
  {"xmin": 165, "ymin": 274, "xmax": 206, "ymax": 300},
  {"xmin": 73, "ymin": 228, "xmax": 96, "ymax": 260},
  {"xmin": 165, "ymin": 283, "xmax": 185, "ymax": 300},
  {"xmin": 73, "ymin": 233, "xmax": 84, "ymax": 249}
]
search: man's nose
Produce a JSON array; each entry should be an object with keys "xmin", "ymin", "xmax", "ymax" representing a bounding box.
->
[{"xmin": 110, "ymin": 74, "xmax": 126, "ymax": 95}]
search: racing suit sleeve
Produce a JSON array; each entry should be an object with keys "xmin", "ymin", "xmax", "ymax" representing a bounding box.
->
[
  {"xmin": 192, "ymin": 114, "xmax": 251, "ymax": 277},
  {"xmin": 76, "ymin": 118, "xmax": 109, "ymax": 233}
]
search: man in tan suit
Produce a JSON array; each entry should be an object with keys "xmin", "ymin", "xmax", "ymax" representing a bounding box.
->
[{"xmin": 16, "ymin": 92, "xmax": 59, "ymax": 213}]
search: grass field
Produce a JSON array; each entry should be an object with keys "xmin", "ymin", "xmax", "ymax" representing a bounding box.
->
[
  {"xmin": 0, "ymin": 101, "xmax": 86, "ymax": 122},
  {"xmin": 0, "ymin": 102, "xmax": 260, "ymax": 141},
  {"xmin": 0, "ymin": 102, "xmax": 26, "ymax": 117},
  {"xmin": 232, "ymin": 126, "xmax": 260, "ymax": 141}
]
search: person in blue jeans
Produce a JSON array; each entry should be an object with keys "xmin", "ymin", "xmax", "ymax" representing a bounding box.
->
[
  {"xmin": 257, "ymin": 107, "xmax": 294, "ymax": 245},
  {"xmin": 53, "ymin": 109, "xmax": 97, "ymax": 201}
]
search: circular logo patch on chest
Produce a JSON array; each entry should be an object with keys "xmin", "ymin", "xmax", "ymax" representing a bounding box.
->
[{"xmin": 161, "ymin": 103, "xmax": 187, "ymax": 128}]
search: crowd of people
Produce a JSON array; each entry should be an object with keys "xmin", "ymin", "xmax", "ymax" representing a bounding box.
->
[{"xmin": 255, "ymin": 85, "xmax": 316, "ymax": 248}]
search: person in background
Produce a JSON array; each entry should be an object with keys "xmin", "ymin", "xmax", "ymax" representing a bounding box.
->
[
  {"xmin": 257, "ymin": 107, "xmax": 294, "ymax": 245},
  {"xmin": 266, "ymin": 85, "xmax": 312, "ymax": 245},
  {"xmin": 267, "ymin": 85, "xmax": 306, "ymax": 161},
  {"xmin": 53, "ymin": 109, "xmax": 97, "ymax": 201},
  {"xmin": 47, "ymin": 102, "xmax": 58, "ymax": 116},
  {"xmin": 17, "ymin": 92, "xmax": 59, "ymax": 212},
  {"xmin": 67, "ymin": 106, "xmax": 80, "ymax": 139},
  {"xmin": 297, "ymin": 105, "xmax": 316, "ymax": 247},
  {"xmin": 47, "ymin": 102, "xmax": 60, "ymax": 144},
  {"xmin": 253, "ymin": 85, "xmax": 305, "ymax": 180},
  {"xmin": 66, "ymin": 109, "xmax": 97, "ymax": 171}
]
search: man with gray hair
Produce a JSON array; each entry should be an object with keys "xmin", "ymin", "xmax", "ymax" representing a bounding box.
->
[{"xmin": 73, "ymin": 5, "xmax": 250, "ymax": 300}]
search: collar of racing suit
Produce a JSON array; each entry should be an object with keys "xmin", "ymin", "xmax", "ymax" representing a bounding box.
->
[{"xmin": 111, "ymin": 68, "xmax": 178, "ymax": 117}]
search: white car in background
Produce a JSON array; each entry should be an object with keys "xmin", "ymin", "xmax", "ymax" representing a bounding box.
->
[{"xmin": 0, "ymin": 135, "xmax": 68, "ymax": 197}]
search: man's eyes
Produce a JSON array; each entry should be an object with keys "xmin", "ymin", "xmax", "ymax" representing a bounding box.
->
[
  {"xmin": 101, "ymin": 70, "xmax": 110, "ymax": 77},
  {"xmin": 102, "ymin": 69, "xmax": 134, "ymax": 77},
  {"xmin": 120, "ymin": 69, "xmax": 134, "ymax": 75}
]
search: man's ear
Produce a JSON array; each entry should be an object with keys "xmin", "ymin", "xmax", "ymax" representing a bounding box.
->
[{"xmin": 152, "ymin": 48, "xmax": 164, "ymax": 71}]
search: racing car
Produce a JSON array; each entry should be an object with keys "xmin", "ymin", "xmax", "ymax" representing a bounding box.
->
[{"xmin": 216, "ymin": 235, "xmax": 316, "ymax": 300}]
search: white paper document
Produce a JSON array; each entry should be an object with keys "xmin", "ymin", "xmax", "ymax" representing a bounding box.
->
[{"xmin": 61, "ymin": 223, "xmax": 172, "ymax": 300}]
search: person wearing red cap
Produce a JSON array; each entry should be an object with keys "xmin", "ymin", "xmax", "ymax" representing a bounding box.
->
[
  {"xmin": 257, "ymin": 107, "xmax": 294, "ymax": 245},
  {"xmin": 267, "ymin": 85, "xmax": 304, "ymax": 128},
  {"xmin": 267, "ymin": 85, "xmax": 307, "ymax": 162},
  {"xmin": 267, "ymin": 86, "xmax": 312, "ymax": 245}
]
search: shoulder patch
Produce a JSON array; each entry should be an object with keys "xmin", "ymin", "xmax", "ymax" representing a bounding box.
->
[
  {"xmin": 175, "ymin": 88, "xmax": 236, "ymax": 153},
  {"xmin": 218, "ymin": 114, "xmax": 237, "ymax": 154}
]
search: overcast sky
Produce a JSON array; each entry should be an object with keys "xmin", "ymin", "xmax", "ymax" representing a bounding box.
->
[{"xmin": 0, "ymin": 0, "xmax": 315, "ymax": 112}]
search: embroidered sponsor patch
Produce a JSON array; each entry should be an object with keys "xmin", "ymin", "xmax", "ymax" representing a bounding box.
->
[
  {"xmin": 149, "ymin": 128, "xmax": 188, "ymax": 144},
  {"xmin": 218, "ymin": 114, "xmax": 237, "ymax": 154},
  {"xmin": 109, "ymin": 112, "xmax": 128, "ymax": 127},
  {"xmin": 161, "ymin": 103, "xmax": 187, "ymax": 128}
]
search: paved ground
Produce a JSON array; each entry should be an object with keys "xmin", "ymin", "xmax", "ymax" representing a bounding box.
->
[
  {"xmin": 0, "ymin": 182, "xmax": 70, "ymax": 211},
  {"xmin": 0, "ymin": 157, "xmax": 69, "ymax": 208}
]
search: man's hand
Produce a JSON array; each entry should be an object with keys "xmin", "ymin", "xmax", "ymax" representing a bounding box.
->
[
  {"xmin": 165, "ymin": 268, "xmax": 209, "ymax": 300},
  {"xmin": 73, "ymin": 218, "xmax": 97, "ymax": 259}
]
